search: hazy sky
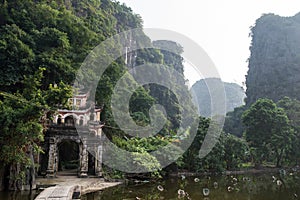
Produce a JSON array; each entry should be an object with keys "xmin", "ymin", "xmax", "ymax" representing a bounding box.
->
[{"xmin": 117, "ymin": 0, "xmax": 299, "ymax": 86}]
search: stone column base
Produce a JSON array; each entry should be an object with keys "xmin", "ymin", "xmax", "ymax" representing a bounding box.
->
[
  {"xmin": 79, "ymin": 171, "xmax": 88, "ymax": 178},
  {"xmin": 46, "ymin": 170, "xmax": 56, "ymax": 178},
  {"xmin": 96, "ymin": 171, "xmax": 103, "ymax": 177}
]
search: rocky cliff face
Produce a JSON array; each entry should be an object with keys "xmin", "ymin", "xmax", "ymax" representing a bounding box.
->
[
  {"xmin": 246, "ymin": 12, "xmax": 300, "ymax": 105},
  {"xmin": 191, "ymin": 78, "xmax": 245, "ymax": 117}
]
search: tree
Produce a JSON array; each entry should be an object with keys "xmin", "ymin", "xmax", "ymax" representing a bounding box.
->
[
  {"xmin": 277, "ymin": 97, "xmax": 300, "ymax": 131},
  {"xmin": 277, "ymin": 97, "xmax": 300, "ymax": 165},
  {"xmin": 0, "ymin": 68, "xmax": 72, "ymax": 190},
  {"xmin": 223, "ymin": 105, "xmax": 247, "ymax": 137},
  {"xmin": 0, "ymin": 24, "xmax": 34, "ymax": 87},
  {"xmin": 223, "ymin": 133, "xmax": 249, "ymax": 170},
  {"xmin": 242, "ymin": 98, "xmax": 293, "ymax": 167},
  {"xmin": 182, "ymin": 117, "xmax": 210, "ymax": 171},
  {"xmin": 181, "ymin": 117, "xmax": 229, "ymax": 173}
]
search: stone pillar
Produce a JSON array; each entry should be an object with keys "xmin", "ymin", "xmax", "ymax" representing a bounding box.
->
[
  {"xmin": 79, "ymin": 140, "xmax": 88, "ymax": 177},
  {"xmin": 23, "ymin": 147, "xmax": 36, "ymax": 190},
  {"xmin": 47, "ymin": 137, "xmax": 57, "ymax": 178},
  {"xmin": 95, "ymin": 145, "xmax": 103, "ymax": 177}
]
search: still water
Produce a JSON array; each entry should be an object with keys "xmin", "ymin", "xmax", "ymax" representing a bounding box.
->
[
  {"xmin": 1, "ymin": 172, "xmax": 299, "ymax": 200},
  {"xmin": 0, "ymin": 190, "xmax": 39, "ymax": 200},
  {"xmin": 82, "ymin": 172, "xmax": 300, "ymax": 200}
]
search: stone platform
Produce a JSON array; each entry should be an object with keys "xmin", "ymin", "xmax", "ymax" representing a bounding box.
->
[
  {"xmin": 35, "ymin": 185, "xmax": 76, "ymax": 200},
  {"xmin": 35, "ymin": 176, "xmax": 122, "ymax": 200}
]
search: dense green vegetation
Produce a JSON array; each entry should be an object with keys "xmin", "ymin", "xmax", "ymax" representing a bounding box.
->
[
  {"xmin": 1, "ymin": 0, "xmax": 300, "ymax": 192},
  {"xmin": 224, "ymin": 12, "xmax": 300, "ymax": 149},
  {"xmin": 224, "ymin": 97, "xmax": 300, "ymax": 169},
  {"xmin": 181, "ymin": 117, "xmax": 248, "ymax": 173},
  {"xmin": 0, "ymin": 68, "xmax": 72, "ymax": 189},
  {"xmin": 223, "ymin": 105, "xmax": 246, "ymax": 137},
  {"xmin": 210, "ymin": 13, "xmax": 300, "ymax": 172},
  {"xmin": 0, "ymin": 0, "xmax": 214, "ymax": 186},
  {"xmin": 243, "ymin": 98, "xmax": 294, "ymax": 168},
  {"xmin": 0, "ymin": 0, "xmax": 149, "ymax": 189}
]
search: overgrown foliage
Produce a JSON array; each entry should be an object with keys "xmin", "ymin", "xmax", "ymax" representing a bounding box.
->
[
  {"xmin": 242, "ymin": 98, "xmax": 294, "ymax": 167},
  {"xmin": 0, "ymin": 0, "xmax": 143, "ymax": 186},
  {"xmin": 0, "ymin": 68, "xmax": 72, "ymax": 188},
  {"xmin": 181, "ymin": 117, "xmax": 248, "ymax": 172},
  {"xmin": 3, "ymin": 1, "xmax": 300, "ymax": 187}
]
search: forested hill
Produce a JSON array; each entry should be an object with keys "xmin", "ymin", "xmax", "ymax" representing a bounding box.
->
[
  {"xmin": 0, "ymin": 0, "xmax": 142, "ymax": 90},
  {"xmin": 191, "ymin": 78, "xmax": 245, "ymax": 117},
  {"xmin": 246, "ymin": 12, "xmax": 300, "ymax": 105},
  {"xmin": 0, "ymin": 0, "xmax": 195, "ymax": 184}
]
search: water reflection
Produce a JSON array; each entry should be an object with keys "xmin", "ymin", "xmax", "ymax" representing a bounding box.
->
[
  {"xmin": 202, "ymin": 188, "xmax": 210, "ymax": 196},
  {"xmin": 194, "ymin": 178, "xmax": 200, "ymax": 183},
  {"xmin": 157, "ymin": 185, "xmax": 164, "ymax": 192},
  {"xmin": 81, "ymin": 172, "xmax": 300, "ymax": 200},
  {"xmin": 0, "ymin": 190, "xmax": 39, "ymax": 200}
]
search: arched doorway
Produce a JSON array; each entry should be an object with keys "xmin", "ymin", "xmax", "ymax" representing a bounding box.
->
[
  {"xmin": 57, "ymin": 116, "xmax": 62, "ymax": 125},
  {"xmin": 57, "ymin": 140, "xmax": 79, "ymax": 175},
  {"xmin": 65, "ymin": 115, "xmax": 76, "ymax": 126}
]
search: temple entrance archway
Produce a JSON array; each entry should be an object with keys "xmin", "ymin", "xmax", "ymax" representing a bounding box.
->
[
  {"xmin": 57, "ymin": 140, "xmax": 79, "ymax": 174},
  {"xmin": 43, "ymin": 133, "xmax": 103, "ymax": 178}
]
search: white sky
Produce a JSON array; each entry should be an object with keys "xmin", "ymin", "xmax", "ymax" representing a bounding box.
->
[{"xmin": 117, "ymin": 0, "xmax": 300, "ymax": 86}]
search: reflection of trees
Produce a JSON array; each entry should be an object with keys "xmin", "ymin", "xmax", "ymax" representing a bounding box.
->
[
  {"xmin": 83, "ymin": 174, "xmax": 300, "ymax": 200},
  {"xmin": 2, "ymin": 190, "xmax": 38, "ymax": 200}
]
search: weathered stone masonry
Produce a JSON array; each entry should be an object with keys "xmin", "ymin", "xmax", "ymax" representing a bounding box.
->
[{"xmin": 39, "ymin": 93, "xmax": 104, "ymax": 178}]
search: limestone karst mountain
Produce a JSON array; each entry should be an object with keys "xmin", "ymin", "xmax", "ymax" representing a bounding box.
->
[
  {"xmin": 191, "ymin": 78, "xmax": 245, "ymax": 117},
  {"xmin": 246, "ymin": 12, "xmax": 300, "ymax": 105}
]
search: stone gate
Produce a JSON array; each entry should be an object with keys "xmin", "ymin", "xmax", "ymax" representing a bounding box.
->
[{"xmin": 38, "ymin": 92, "xmax": 104, "ymax": 178}]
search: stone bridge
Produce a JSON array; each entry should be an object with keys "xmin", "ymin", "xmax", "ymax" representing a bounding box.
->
[{"xmin": 35, "ymin": 185, "xmax": 80, "ymax": 200}]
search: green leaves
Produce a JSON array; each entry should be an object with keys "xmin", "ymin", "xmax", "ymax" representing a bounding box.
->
[
  {"xmin": 0, "ymin": 24, "xmax": 34, "ymax": 85},
  {"xmin": 0, "ymin": 0, "xmax": 144, "ymax": 91},
  {"xmin": 0, "ymin": 68, "xmax": 71, "ymax": 178},
  {"xmin": 223, "ymin": 133, "xmax": 248, "ymax": 170},
  {"xmin": 242, "ymin": 98, "xmax": 294, "ymax": 167}
]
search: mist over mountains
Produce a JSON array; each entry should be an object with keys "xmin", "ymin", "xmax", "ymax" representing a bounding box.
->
[{"xmin": 191, "ymin": 78, "xmax": 245, "ymax": 118}]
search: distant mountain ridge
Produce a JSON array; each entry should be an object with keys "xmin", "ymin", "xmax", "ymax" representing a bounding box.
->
[{"xmin": 191, "ymin": 78, "xmax": 246, "ymax": 117}]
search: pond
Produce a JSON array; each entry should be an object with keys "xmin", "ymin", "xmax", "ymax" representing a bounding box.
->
[
  {"xmin": 0, "ymin": 190, "xmax": 39, "ymax": 200},
  {"xmin": 1, "ymin": 170, "xmax": 299, "ymax": 200},
  {"xmin": 82, "ymin": 171, "xmax": 300, "ymax": 200}
]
